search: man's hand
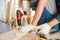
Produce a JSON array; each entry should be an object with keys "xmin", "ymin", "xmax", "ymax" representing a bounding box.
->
[
  {"xmin": 20, "ymin": 24, "xmax": 34, "ymax": 33},
  {"xmin": 36, "ymin": 23, "xmax": 51, "ymax": 35}
]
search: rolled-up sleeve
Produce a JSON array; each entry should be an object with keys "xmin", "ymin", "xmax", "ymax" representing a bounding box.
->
[{"xmin": 56, "ymin": 13, "xmax": 60, "ymax": 22}]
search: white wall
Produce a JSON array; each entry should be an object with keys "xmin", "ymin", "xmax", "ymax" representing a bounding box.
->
[{"xmin": 0, "ymin": 0, "xmax": 6, "ymax": 21}]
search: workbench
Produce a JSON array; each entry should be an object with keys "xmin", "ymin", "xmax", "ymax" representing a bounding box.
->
[{"xmin": 0, "ymin": 30, "xmax": 60, "ymax": 40}]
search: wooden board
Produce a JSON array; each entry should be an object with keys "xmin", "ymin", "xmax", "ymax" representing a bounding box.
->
[
  {"xmin": 47, "ymin": 31, "xmax": 60, "ymax": 39},
  {"xmin": 0, "ymin": 30, "xmax": 37, "ymax": 40},
  {"xmin": 0, "ymin": 30, "xmax": 60, "ymax": 40},
  {"xmin": 6, "ymin": 0, "xmax": 11, "ymax": 24}
]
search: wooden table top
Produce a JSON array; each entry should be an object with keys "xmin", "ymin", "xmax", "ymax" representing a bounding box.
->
[{"xmin": 0, "ymin": 30, "xmax": 60, "ymax": 40}]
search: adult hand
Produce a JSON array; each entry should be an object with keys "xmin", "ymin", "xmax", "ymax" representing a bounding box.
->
[
  {"xmin": 20, "ymin": 24, "xmax": 34, "ymax": 33},
  {"xmin": 36, "ymin": 23, "xmax": 51, "ymax": 35}
]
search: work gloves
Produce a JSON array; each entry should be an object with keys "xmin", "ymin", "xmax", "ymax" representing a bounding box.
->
[
  {"xmin": 36, "ymin": 23, "xmax": 51, "ymax": 35},
  {"xmin": 20, "ymin": 23, "xmax": 51, "ymax": 35},
  {"xmin": 20, "ymin": 24, "xmax": 34, "ymax": 33}
]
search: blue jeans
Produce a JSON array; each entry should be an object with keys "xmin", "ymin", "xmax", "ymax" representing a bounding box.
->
[{"xmin": 38, "ymin": 8, "xmax": 59, "ymax": 31}]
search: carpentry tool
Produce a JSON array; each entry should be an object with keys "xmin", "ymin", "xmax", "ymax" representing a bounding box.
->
[
  {"xmin": 36, "ymin": 29, "xmax": 48, "ymax": 40},
  {"xmin": 39, "ymin": 34, "xmax": 47, "ymax": 40}
]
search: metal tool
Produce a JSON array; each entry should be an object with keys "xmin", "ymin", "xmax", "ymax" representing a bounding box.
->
[{"xmin": 36, "ymin": 29, "xmax": 47, "ymax": 40}]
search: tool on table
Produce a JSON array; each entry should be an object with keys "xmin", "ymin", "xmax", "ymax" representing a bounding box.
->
[{"xmin": 36, "ymin": 29, "xmax": 48, "ymax": 40}]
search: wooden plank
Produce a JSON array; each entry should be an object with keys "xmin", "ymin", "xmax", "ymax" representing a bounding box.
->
[
  {"xmin": 6, "ymin": 0, "xmax": 11, "ymax": 24},
  {"xmin": 0, "ymin": 30, "xmax": 60, "ymax": 40},
  {"xmin": 13, "ymin": 30, "xmax": 31, "ymax": 40},
  {"xmin": 0, "ymin": 30, "xmax": 37, "ymax": 40}
]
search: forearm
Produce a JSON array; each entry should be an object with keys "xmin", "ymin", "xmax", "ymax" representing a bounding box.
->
[
  {"xmin": 48, "ymin": 18, "xmax": 59, "ymax": 27},
  {"xmin": 32, "ymin": 0, "xmax": 48, "ymax": 26},
  {"xmin": 48, "ymin": 13, "xmax": 60, "ymax": 27}
]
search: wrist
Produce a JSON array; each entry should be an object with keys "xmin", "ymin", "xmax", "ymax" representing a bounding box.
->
[{"xmin": 45, "ymin": 23, "xmax": 51, "ymax": 29}]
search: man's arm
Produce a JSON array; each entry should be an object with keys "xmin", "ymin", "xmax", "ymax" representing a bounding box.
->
[
  {"xmin": 35, "ymin": 18, "xmax": 60, "ymax": 35},
  {"xmin": 48, "ymin": 18, "xmax": 59, "ymax": 27},
  {"xmin": 32, "ymin": 0, "xmax": 48, "ymax": 26},
  {"xmin": 36, "ymin": 13, "xmax": 60, "ymax": 35},
  {"xmin": 48, "ymin": 13, "xmax": 60, "ymax": 27}
]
